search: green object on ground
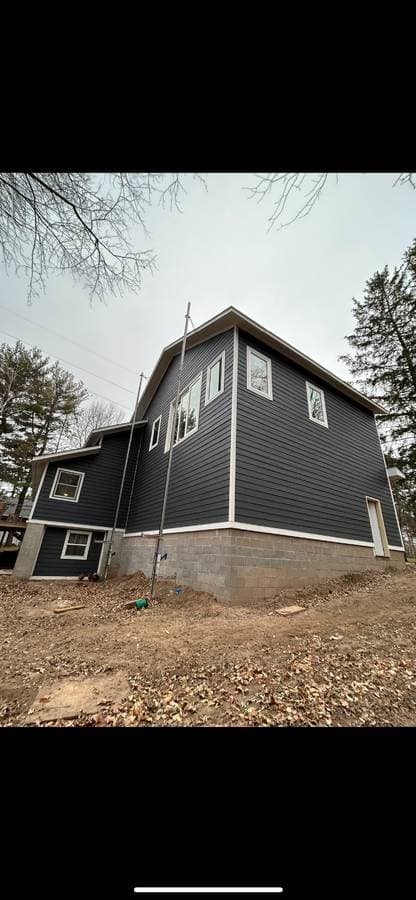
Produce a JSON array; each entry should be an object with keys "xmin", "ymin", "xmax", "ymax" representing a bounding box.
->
[{"xmin": 135, "ymin": 598, "xmax": 149, "ymax": 610}]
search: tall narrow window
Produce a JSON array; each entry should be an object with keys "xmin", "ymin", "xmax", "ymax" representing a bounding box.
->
[
  {"xmin": 50, "ymin": 468, "xmax": 84, "ymax": 502},
  {"xmin": 247, "ymin": 347, "xmax": 273, "ymax": 400},
  {"xmin": 165, "ymin": 373, "xmax": 202, "ymax": 451},
  {"xmin": 306, "ymin": 382, "xmax": 328, "ymax": 428},
  {"xmin": 61, "ymin": 530, "xmax": 92, "ymax": 560},
  {"xmin": 149, "ymin": 415, "xmax": 161, "ymax": 450},
  {"xmin": 206, "ymin": 351, "xmax": 225, "ymax": 404}
]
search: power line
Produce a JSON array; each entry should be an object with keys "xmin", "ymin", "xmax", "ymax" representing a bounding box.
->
[
  {"xmin": 0, "ymin": 330, "xmax": 133, "ymax": 413},
  {"xmin": 0, "ymin": 329, "xmax": 135, "ymax": 395},
  {"xmin": 0, "ymin": 303, "xmax": 140, "ymax": 378}
]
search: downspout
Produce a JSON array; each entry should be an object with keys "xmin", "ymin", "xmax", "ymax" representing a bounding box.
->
[
  {"xmin": 103, "ymin": 372, "xmax": 146, "ymax": 580},
  {"xmin": 149, "ymin": 302, "xmax": 192, "ymax": 599}
]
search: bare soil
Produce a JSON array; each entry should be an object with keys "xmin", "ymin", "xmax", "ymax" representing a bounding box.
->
[{"xmin": 1, "ymin": 565, "xmax": 415, "ymax": 726}]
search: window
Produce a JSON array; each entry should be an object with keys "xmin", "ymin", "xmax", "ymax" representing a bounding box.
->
[
  {"xmin": 205, "ymin": 351, "xmax": 225, "ymax": 404},
  {"xmin": 61, "ymin": 530, "xmax": 92, "ymax": 560},
  {"xmin": 164, "ymin": 373, "xmax": 202, "ymax": 451},
  {"xmin": 149, "ymin": 415, "xmax": 161, "ymax": 450},
  {"xmin": 247, "ymin": 346, "xmax": 273, "ymax": 400},
  {"xmin": 50, "ymin": 468, "xmax": 84, "ymax": 502},
  {"xmin": 306, "ymin": 382, "xmax": 328, "ymax": 428}
]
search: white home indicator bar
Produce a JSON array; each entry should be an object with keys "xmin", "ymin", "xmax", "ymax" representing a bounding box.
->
[{"xmin": 134, "ymin": 890, "xmax": 283, "ymax": 894}]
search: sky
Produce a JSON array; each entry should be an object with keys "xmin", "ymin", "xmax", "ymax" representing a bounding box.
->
[{"xmin": 0, "ymin": 173, "xmax": 415, "ymax": 420}]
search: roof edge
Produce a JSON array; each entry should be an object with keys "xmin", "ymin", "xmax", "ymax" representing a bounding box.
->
[{"xmin": 135, "ymin": 306, "xmax": 385, "ymax": 418}]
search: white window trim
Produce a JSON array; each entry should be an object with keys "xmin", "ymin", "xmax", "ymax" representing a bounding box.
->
[
  {"xmin": 365, "ymin": 496, "xmax": 390, "ymax": 558},
  {"xmin": 306, "ymin": 381, "xmax": 328, "ymax": 428},
  {"xmin": 61, "ymin": 529, "xmax": 92, "ymax": 560},
  {"xmin": 164, "ymin": 372, "xmax": 202, "ymax": 453},
  {"xmin": 246, "ymin": 346, "xmax": 273, "ymax": 401},
  {"xmin": 149, "ymin": 415, "xmax": 161, "ymax": 450},
  {"xmin": 205, "ymin": 350, "xmax": 225, "ymax": 406},
  {"xmin": 50, "ymin": 467, "xmax": 85, "ymax": 502}
]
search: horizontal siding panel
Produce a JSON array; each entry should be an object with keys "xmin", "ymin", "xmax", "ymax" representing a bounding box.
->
[
  {"xmin": 236, "ymin": 330, "xmax": 401, "ymax": 546},
  {"xmin": 34, "ymin": 527, "xmax": 105, "ymax": 576},
  {"xmin": 126, "ymin": 330, "xmax": 233, "ymax": 532},
  {"xmin": 32, "ymin": 431, "xmax": 141, "ymax": 529}
]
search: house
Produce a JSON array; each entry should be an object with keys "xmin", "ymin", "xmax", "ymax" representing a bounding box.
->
[{"xmin": 14, "ymin": 307, "xmax": 405, "ymax": 603}]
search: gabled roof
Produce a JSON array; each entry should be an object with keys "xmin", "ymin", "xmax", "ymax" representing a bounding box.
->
[
  {"xmin": 31, "ymin": 421, "xmax": 148, "ymax": 492},
  {"xmin": 135, "ymin": 306, "xmax": 385, "ymax": 418}
]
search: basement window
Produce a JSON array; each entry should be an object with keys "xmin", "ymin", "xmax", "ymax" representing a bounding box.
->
[
  {"xmin": 50, "ymin": 468, "xmax": 85, "ymax": 502},
  {"xmin": 205, "ymin": 351, "xmax": 225, "ymax": 404},
  {"xmin": 149, "ymin": 415, "xmax": 161, "ymax": 450},
  {"xmin": 306, "ymin": 382, "xmax": 328, "ymax": 428},
  {"xmin": 164, "ymin": 373, "xmax": 202, "ymax": 451},
  {"xmin": 61, "ymin": 530, "xmax": 92, "ymax": 560},
  {"xmin": 247, "ymin": 346, "xmax": 273, "ymax": 400}
]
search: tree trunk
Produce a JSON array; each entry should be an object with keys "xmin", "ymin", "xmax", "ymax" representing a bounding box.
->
[{"xmin": 14, "ymin": 482, "xmax": 30, "ymax": 518}]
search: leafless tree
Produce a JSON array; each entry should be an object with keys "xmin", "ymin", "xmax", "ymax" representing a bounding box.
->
[
  {"xmin": 245, "ymin": 173, "xmax": 415, "ymax": 231},
  {"xmin": 0, "ymin": 173, "xmax": 206, "ymax": 302},
  {"xmin": 64, "ymin": 399, "xmax": 125, "ymax": 449}
]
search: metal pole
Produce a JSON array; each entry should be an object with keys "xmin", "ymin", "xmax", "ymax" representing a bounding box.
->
[
  {"xmin": 103, "ymin": 372, "xmax": 145, "ymax": 580},
  {"xmin": 150, "ymin": 302, "xmax": 191, "ymax": 600}
]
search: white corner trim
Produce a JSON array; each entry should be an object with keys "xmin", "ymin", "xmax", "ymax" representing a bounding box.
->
[
  {"xmin": 149, "ymin": 415, "xmax": 162, "ymax": 451},
  {"xmin": 246, "ymin": 345, "xmax": 273, "ymax": 401},
  {"xmin": 61, "ymin": 529, "xmax": 92, "ymax": 560},
  {"xmin": 28, "ymin": 464, "xmax": 48, "ymax": 521},
  {"xmin": 373, "ymin": 416, "xmax": 405, "ymax": 551},
  {"xmin": 306, "ymin": 381, "xmax": 328, "ymax": 428},
  {"xmin": 205, "ymin": 350, "xmax": 226, "ymax": 406},
  {"xmin": 122, "ymin": 519, "xmax": 405, "ymax": 550},
  {"xmin": 229, "ymin": 327, "xmax": 238, "ymax": 522},
  {"xmin": 30, "ymin": 519, "xmax": 122, "ymax": 532},
  {"xmin": 49, "ymin": 468, "xmax": 85, "ymax": 503}
]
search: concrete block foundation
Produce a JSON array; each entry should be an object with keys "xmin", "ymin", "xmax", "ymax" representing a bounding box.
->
[{"xmin": 116, "ymin": 528, "xmax": 406, "ymax": 605}]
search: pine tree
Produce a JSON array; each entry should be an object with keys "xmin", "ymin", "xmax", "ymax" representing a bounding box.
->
[
  {"xmin": 340, "ymin": 238, "xmax": 416, "ymax": 554},
  {"xmin": 0, "ymin": 342, "xmax": 87, "ymax": 516}
]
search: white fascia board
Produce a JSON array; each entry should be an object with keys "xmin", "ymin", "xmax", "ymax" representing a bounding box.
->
[
  {"xmin": 123, "ymin": 519, "xmax": 405, "ymax": 550},
  {"xmin": 135, "ymin": 306, "xmax": 384, "ymax": 420}
]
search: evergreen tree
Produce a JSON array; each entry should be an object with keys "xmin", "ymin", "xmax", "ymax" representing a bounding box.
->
[
  {"xmin": 340, "ymin": 239, "xmax": 416, "ymax": 553},
  {"xmin": 0, "ymin": 341, "xmax": 87, "ymax": 515}
]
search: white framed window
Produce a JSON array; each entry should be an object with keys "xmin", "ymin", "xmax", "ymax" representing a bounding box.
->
[
  {"xmin": 149, "ymin": 415, "xmax": 161, "ymax": 450},
  {"xmin": 247, "ymin": 346, "xmax": 273, "ymax": 400},
  {"xmin": 164, "ymin": 372, "xmax": 202, "ymax": 452},
  {"xmin": 205, "ymin": 351, "xmax": 225, "ymax": 405},
  {"xmin": 306, "ymin": 382, "xmax": 328, "ymax": 428},
  {"xmin": 50, "ymin": 468, "xmax": 85, "ymax": 502},
  {"xmin": 61, "ymin": 529, "xmax": 92, "ymax": 560}
]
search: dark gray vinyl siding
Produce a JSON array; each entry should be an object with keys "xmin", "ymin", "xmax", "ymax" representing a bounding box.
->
[
  {"xmin": 236, "ymin": 330, "xmax": 402, "ymax": 546},
  {"xmin": 32, "ymin": 431, "xmax": 141, "ymax": 529},
  {"xmin": 126, "ymin": 330, "xmax": 234, "ymax": 532},
  {"xmin": 34, "ymin": 527, "xmax": 105, "ymax": 576}
]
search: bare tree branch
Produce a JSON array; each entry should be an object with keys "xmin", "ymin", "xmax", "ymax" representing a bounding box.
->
[
  {"xmin": 0, "ymin": 172, "xmax": 204, "ymax": 302},
  {"xmin": 245, "ymin": 173, "xmax": 415, "ymax": 230}
]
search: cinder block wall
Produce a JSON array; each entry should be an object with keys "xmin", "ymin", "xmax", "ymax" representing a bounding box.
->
[{"xmin": 116, "ymin": 529, "xmax": 405, "ymax": 604}]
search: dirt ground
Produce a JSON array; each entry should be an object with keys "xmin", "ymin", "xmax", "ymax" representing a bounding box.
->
[{"xmin": 1, "ymin": 564, "xmax": 416, "ymax": 726}]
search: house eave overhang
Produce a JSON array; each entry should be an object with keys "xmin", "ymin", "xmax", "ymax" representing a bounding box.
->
[
  {"xmin": 135, "ymin": 306, "xmax": 385, "ymax": 419},
  {"xmin": 31, "ymin": 445, "xmax": 101, "ymax": 494},
  {"xmin": 84, "ymin": 420, "xmax": 147, "ymax": 447}
]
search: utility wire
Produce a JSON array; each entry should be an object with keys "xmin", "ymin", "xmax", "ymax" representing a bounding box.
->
[
  {"xmin": 0, "ymin": 329, "xmax": 133, "ymax": 413},
  {"xmin": 0, "ymin": 303, "xmax": 140, "ymax": 377},
  {"xmin": 0, "ymin": 329, "xmax": 135, "ymax": 395}
]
